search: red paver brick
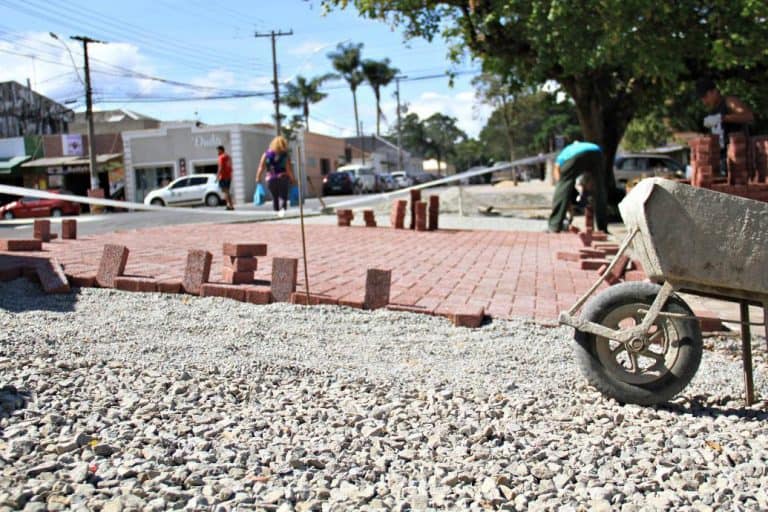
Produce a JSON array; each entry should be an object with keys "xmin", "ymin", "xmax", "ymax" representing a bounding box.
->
[
  {"xmin": 33, "ymin": 220, "xmax": 51, "ymax": 242},
  {"xmin": 0, "ymin": 239, "xmax": 42, "ymax": 252},
  {"xmin": 245, "ymin": 286, "xmax": 271, "ymax": 304},
  {"xmin": 201, "ymin": 283, "xmax": 247, "ymax": 301},
  {"xmin": 428, "ymin": 195, "xmax": 439, "ymax": 231},
  {"xmin": 222, "ymin": 268, "xmax": 254, "ymax": 284},
  {"xmin": 222, "ymin": 243, "xmax": 267, "ymax": 257},
  {"xmin": 271, "ymin": 257, "xmax": 298, "ymax": 302},
  {"xmin": 68, "ymin": 272, "xmax": 96, "ymax": 288},
  {"xmin": 580, "ymin": 258, "xmax": 610, "ymax": 271},
  {"xmin": 449, "ymin": 306, "xmax": 485, "ymax": 328},
  {"xmin": 290, "ymin": 292, "xmax": 338, "ymax": 305},
  {"xmin": 364, "ymin": 268, "xmax": 391, "ymax": 309},
  {"xmin": 96, "ymin": 244, "xmax": 130, "ymax": 288},
  {"xmin": 624, "ymin": 270, "xmax": 647, "ymax": 282},
  {"xmin": 182, "ymin": 249, "xmax": 212, "ymax": 295},
  {"xmin": 556, "ymin": 251, "xmax": 580, "ymax": 262},
  {"xmin": 414, "ymin": 202, "xmax": 428, "ymax": 231},
  {"xmin": 224, "ymin": 257, "xmax": 259, "ymax": 272},
  {"xmin": 114, "ymin": 276, "xmax": 158, "ymax": 293},
  {"xmin": 157, "ymin": 279, "xmax": 182, "ymax": 293},
  {"xmin": 695, "ymin": 310, "xmax": 724, "ymax": 332},
  {"xmin": 35, "ymin": 258, "xmax": 70, "ymax": 294},
  {"xmin": 409, "ymin": 190, "xmax": 421, "ymax": 230},
  {"xmin": 61, "ymin": 219, "xmax": 77, "ymax": 240}
]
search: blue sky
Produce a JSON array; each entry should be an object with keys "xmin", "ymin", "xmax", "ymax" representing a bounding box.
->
[{"xmin": 0, "ymin": 0, "xmax": 491, "ymax": 137}]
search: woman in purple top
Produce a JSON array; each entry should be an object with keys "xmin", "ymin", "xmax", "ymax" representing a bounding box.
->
[{"xmin": 256, "ymin": 136, "xmax": 296, "ymax": 215}]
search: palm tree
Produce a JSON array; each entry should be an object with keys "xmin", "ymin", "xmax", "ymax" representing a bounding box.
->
[
  {"xmin": 283, "ymin": 74, "xmax": 334, "ymax": 132},
  {"xmin": 361, "ymin": 58, "xmax": 398, "ymax": 136},
  {"xmin": 328, "ymin": 42, "xmax": 365, "ymax": 137}
]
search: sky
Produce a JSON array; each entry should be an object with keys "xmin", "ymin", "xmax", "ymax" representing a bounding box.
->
[{"xmin": 0, "ymin": 0, "xmax": 492, "ymax": 138}]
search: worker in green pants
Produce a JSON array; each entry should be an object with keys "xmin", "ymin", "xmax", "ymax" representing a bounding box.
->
[{"xmin": 548, "ymin": 141, "xmax": 607, "ymax": 233}]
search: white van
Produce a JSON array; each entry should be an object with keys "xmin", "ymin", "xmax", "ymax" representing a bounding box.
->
[{"xmin": 336, "ymin": 164, "xmax": 377, "ymax": 193}]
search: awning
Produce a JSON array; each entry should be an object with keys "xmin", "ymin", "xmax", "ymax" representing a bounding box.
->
[
  {"xmin": 21, "ymin": 156, "xmax": 80, "ymax": 167},
  {"xmin": 21, "ymin": 153, "xmax": 123, "ymax": 168},
  {"xmin": 0, "ymin": 155, "xmax": 31, "ymax": 175}
]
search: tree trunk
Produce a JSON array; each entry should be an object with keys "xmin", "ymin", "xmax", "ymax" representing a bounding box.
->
[
  {"xmin": 374, "ymin": 88, "xmax": 381, "ymax": 136},
  {"xmin": 352, "ymin": 87, "xmax": 360, "ymax": 137},
  {"xmin": 565, "ymin": 77, "xmax": 636, "ymax": 204},
  {"xmin": 303, "ymin": 102, "xmax": 310, "ymax": 132}
]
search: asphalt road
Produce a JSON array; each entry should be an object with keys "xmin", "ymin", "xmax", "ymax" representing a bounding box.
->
[{"xmin": 0, "ymin": 190, "xmax": 407, "ymax": 239}]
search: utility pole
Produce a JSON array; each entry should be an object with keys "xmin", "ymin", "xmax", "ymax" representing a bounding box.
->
[
  {"xmin": 394, "ymin": 75, "xmax": 407, "ymax": 170},
  {"xmin": 71, "ymin": 35, "xmax": 105, "ymax": 190},
  {"xmin": 255, "ymin": 30, "xmax": 293, "ymax": 136}
]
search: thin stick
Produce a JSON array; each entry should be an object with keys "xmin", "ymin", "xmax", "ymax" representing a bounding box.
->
[{"xmin": 297, "ymin": 145, "xmax": 311, "ymax": 303}]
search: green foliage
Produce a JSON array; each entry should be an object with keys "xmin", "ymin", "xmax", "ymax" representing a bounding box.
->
[
  {"xmin": 283, "ymin": 74, "xmax": 336, "ymax": 132},
  {"xmin": 328, "ymin": 42, "xmax": 365, "ymax": 136},
  {"xmin": 621, "ymin": 113, "xmax": 672, "ymax": 152},
  {"xmin": 322, "ymin": 0, "xmax": 768, "ymax": 201},
  {"xmin": 388, "ymin": 111, "xmax": 468, "ymax": 172},
  {"xmin": 361, "ymin": 58, "xmax": 399, "ymax": 136}
]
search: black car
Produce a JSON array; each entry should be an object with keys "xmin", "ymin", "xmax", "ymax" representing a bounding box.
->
[{"xmin": 322, "ymin": 171, "xmax": 356, "ymax": 195}]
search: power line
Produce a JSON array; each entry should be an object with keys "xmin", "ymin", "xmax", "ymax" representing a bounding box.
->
[{"xmin": 255, "ymin": 29, "xmax": 293, "ymax": 135}]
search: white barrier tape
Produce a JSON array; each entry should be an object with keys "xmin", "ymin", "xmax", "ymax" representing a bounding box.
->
[
  {"xmin": 0, "ymin": 184, "xmax": 291, "ymax": 217},
  {"xmin": 322, "ymin": 158, "xmax": 544, "ymax": 210}
]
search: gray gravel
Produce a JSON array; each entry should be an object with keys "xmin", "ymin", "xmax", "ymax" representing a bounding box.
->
[{"xmin": 1, "ymin": 279, "xmax": 768, "ymax": 511}]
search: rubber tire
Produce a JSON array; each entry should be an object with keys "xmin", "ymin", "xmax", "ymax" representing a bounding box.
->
[
  {"xmin": 205, "ymin": 194, "xmax": 221, "ymax": 207},
  {"xmin": 573, "ymin": 281, "xmax": 702, "ymax": 406},
  {"xmin": 51, "ymin": 208, "xmax": 62, "ymax": 218},
  {"xmin": 151, "ymin": 198, "xmax": 165, "ymax": 206},
  {"xmin": 3, "ymin": 211, "xmax": 14, "ymax": 220}
]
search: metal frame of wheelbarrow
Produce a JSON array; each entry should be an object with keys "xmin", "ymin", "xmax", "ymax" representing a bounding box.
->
[{"xmin": 559, "ymin": 227, "xmax": 765, "ymax": 406}]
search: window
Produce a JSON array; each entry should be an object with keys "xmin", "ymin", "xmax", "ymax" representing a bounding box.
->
[
  {"xmin": 171, "ymin": 178, "xmax": 190, "ymax": 189},
  {"xmin": 320, "ymin": 158, "xmax": 331, "ymax": 176},
  {"xmin": 190, "ymin": 176, "xmax": 208, "ymax": 186}
]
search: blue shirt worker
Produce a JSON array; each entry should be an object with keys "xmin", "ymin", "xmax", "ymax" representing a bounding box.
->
[{"xmin": 548, "ymin": 141, "xmax": 607, "ymax": 233}]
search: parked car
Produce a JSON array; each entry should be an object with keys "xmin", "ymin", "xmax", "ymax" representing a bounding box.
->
[
  {"xmin": 614, "ymin": 154, "xmax": 686, "ymax": 189},
  {"xmin": 390, "ymin": 171, "xmax": 414, "ymax": 188},
  {"xmin": 375, "ymin": 172, "xmax": 396, "ymax": 192},
  {"xmin": 336, "ymin": 164, "xmax": 377, "ymax": 193},
  {"xmin": 143, "ymin": 174, "xmax": 224, "ymax": 207},
  {"xmin": 322, "ymin": 171, "xmax": 356, "ymax": 195},
  {"xmin": 0, "ymin": 190, "xmax": 81, "ymax": 219}
]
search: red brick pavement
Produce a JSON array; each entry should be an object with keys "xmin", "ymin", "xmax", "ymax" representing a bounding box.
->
[{"xmin": 1, "ymin": 224, "xmax": 602, "ymax": 323}]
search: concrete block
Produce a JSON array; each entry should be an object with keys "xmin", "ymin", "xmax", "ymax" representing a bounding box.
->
[
  {"xmin": 364, "ymin": 268, "xmax": 391, "ymax": 309},
  {"xmin": 271, "ymin": 257, "xmax": 298, "ymax": 302},
  {"xmin": 182, "ymin": 249, "xmax": 212, "ymax": 295},
  {"xmin": 96, "ymin": 244, "xmax": 129, "ymax": 288}
]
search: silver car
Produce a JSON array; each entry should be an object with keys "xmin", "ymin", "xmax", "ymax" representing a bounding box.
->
[{"xmin": 143, "ymin": 174, "xmax": 224, "ymax": 207}]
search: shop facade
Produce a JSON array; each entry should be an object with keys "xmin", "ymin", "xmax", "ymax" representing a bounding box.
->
[{"xmin": 123, "ymin": 123, "xmax": 277, "ymax": 204}]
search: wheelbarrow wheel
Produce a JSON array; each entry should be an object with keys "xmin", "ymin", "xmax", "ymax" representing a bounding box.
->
[{"xmin": 574, "ymin": 281, "xmax": 702, "ymax": 406}]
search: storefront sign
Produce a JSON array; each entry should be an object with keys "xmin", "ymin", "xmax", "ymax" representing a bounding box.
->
[
  {"xmin": 178, "ymin": 158, "xmax": 187, "ymax": 176},
  {"xmin": 62, "ymin": 134, "xmax": 84, "ymax": 156},
  {"xmin": 193, "ymin": 134, "xmax": 223, "ymax": 149}
]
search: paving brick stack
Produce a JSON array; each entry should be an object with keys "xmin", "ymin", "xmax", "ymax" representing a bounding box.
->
[
  {"xmin": 727, "ymin": 132, "xmax": 749, "ymax": 185},
  {"xmin": 689, "ymin": 135, "xmax": 720, "ymax": 189},
  {"xmin": 61, "ymin": 219, "xmax": 77, "ymax": 240},
  {"xmin": 414, "ymin": 201, "xmax": 428, "ymax": 231},
  {"xmin": 409, "ymin": 189, "xmax": 421, "ymax": 229},
  {"xmin": 221, "ymin": 243, "xmax": 266, "ymax": 285},
  {"xmin": 753, "ymin": 136, "xmax": 768, "ymax": 183},
  {"xmin": 390, "ymin": 200, "xmax": 407, "ymax": 229},
  {"xmin": 584, "ymin": 205, "xmax": 594, "ymax": 233},
  {"xmin": 363, "ymin": 209, "xmax": 376, "ymax": 227},
  {"xmin": 428, "ymin": 195, "xmax": 439, "ymax": 231},
  {"xmin": 33, "ymin": 219, "xmax": 51, "ymax": 242},
  {"xmin": 337, "ymin": 209, "xmax": 353, "ymax": 227}
]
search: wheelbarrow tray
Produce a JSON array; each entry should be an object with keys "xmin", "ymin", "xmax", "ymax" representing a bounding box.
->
[{"xmin": 619, "ymin": 178, "xmax": 768, "ymax": 304}]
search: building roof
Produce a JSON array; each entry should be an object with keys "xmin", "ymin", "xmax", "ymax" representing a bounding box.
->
[
  {"xmin": 21, "ymin": 153, "xmax": 122, "ymax": 168},
  {"xmin": 344, "ymin": 135, "xmax": 400, "ymax": 153},
  {"xmin": 0, "ymin": 155, "xmax": 31, "ymax": 174},
  {"xmin": 74, "ymin": 109, "xmax": 159, "ymax": 123}
]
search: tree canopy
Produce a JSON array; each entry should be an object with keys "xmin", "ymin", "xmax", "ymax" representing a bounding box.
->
[
  {"xmin": 283, "ymin": 74, "xmax": 335, "ymax": 133},
  {"xmin": 323, "ymin": 0, "xmax": 768, "ymax": 198},
  {"xmin": 328, "ymin": 42, "xmax": 365, "ymax": 137}
]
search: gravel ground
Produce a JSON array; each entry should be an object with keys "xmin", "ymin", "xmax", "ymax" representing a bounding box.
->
[{"xmin": 1, "ymin": 280, "xmax": 767, "ymax": 511}]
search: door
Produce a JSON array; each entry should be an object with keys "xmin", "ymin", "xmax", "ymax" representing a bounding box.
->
[
  {"xmin": 187, "ymin": 176, "xmax": 210, "ymax": 204},
  {"xmin": 167, "ymin": 177, "xmax": 192, "ymax": 204}
]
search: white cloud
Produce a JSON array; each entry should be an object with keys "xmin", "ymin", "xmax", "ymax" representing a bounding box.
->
[
  {"xmin": 287, "ymin": 40, "xmax": 333, "ymax": 57},
  {"xmin": 384, "ymin": 89, "xmax": 493, "ymax": 138}
]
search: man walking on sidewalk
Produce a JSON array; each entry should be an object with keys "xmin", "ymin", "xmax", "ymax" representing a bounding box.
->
[{"xmin": 217, "ymin": 145, "xmax": 234, "ymax": 210}]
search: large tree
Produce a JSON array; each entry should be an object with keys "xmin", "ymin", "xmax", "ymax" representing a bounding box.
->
[
  {"xmin": 328, "ymin": 42, "xmax": 365, "ymax": 137},
  {"xmin": 283, "ymin": 74, "xmax": 335, "ymax": 132},
  {"xmin": 361, "ymin": 58, "xmax": 399, "ymax": 136},
  {"xmin": 422, "ymin": 112, "xmax": 467, "ymax": 173},
  {"xmin": 322, "ymin": 0, "xmax": 768, "ymax": 200}
]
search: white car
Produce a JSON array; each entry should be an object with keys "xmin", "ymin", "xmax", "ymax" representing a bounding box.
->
[
  {"xmin": 336, "ymin": 164, "xmax": 377, "ymax": 193},
  {"xmin": 143, "ymin": 174, "xmax": 224, "ymax": 207},
  {"xmin": 390, "ymin": 171, "xmax": 414, "ymax": 188}
]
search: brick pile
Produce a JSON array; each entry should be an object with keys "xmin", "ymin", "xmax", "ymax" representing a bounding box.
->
[
  {"xmin": 363, "ymin": 209, "xmax": 376, "ymax": 227},
  {"xmin": 689, "ymin": 134, "xmax": 768, "ymax": 201},
  {"xmin": 221, "ymin": 243, "xmax": 266, "ymax": 284},
  {"xmin": 337, "ymin": 209, "xmax": 353, "ymax": 227}
]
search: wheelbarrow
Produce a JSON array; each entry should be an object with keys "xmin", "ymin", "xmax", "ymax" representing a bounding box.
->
[{"xmin": 560, "ymin": 178, "xmax": 768, "ymax": 406}]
